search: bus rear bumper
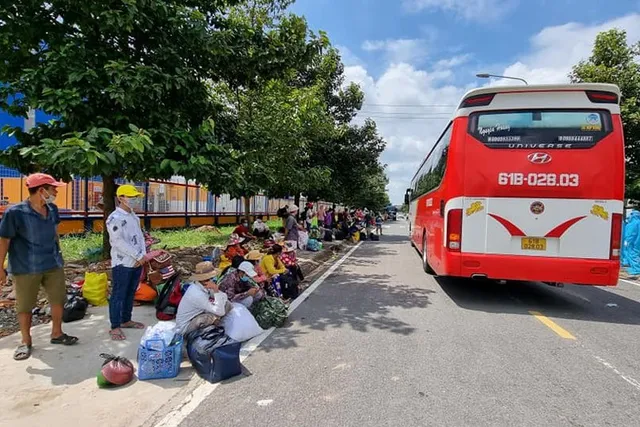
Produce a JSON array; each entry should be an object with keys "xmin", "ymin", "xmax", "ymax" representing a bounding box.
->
[{"xmin": 454, "ymin": 253, "xmax": 620, "ymax": 286}]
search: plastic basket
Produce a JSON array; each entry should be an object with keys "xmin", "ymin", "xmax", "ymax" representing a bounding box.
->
[{"xmin": 137, "ymin": 335, "xmax": 183, "ymax": 380}]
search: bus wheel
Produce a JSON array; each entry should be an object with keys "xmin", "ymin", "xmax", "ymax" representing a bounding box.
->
[{"xmin": 422, "ymin": 234, "xmax": 436, "ymax": 275}]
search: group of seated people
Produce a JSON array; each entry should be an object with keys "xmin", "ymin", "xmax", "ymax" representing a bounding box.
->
[{"xmin": 175, "ymin": 236, "xmax": 299, "ymax": 335}]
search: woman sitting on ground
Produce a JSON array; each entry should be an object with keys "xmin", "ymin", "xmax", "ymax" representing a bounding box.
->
[
  {"xmin": 217, "ymin": 261, "xmax": 264, "ymax": 309},
  {"xmin": 252, "ymin": 215, "xmax": 270, "ymax": 239},
  {"xmin": 260, "ymin": 244, "xmax": 288, "ymax": 278},
  {"xmin": 175, "ymin": 262, "xmax": 229, "ymax": 335},
  {"xmin": 244, "ymin": 250, "xmax": 269, "ymax": 285}
]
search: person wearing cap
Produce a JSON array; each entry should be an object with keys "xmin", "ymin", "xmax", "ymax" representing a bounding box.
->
[
  {"xmin": 284, "ymin": 204, "xmax": 300, "ymax": 249},
  {"xmin": 175, "ymin": 262, "xmax": 229, "ymax": 334},
  {"xmin": 0, "ymin": 173, "xmax": 78, "ymax": 360},
  {"xmin": 217, "ymin": 261, "xmax": 264, "ymax": 309},
  {"xmin": 106, "ymin": 184, "xmax": 148, "ymax": 341}
]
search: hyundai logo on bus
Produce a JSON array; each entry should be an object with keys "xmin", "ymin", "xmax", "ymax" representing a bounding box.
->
[{"xmin": 527, "ymin": 152, "xmax": 552, "ymax": 164}]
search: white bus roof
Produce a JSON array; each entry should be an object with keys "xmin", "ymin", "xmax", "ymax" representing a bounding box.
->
[
  {"xmin": 455, "ymin": 83, "xmax": 621, "ymax": 117},
  {"xmin": 459, "ymin": 83, "xmax": 621, "ymax": 102}
]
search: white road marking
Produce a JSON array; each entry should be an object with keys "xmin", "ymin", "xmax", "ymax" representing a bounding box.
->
[
  {"xmin": 257, "ymin": 400, "xmax": 273, "ymax": 407},
  {"xmin": 619, "ymin": 278, "xmax": 640, "ymax": 288},
  {"xmin": 153, "ymin": 242, "xmax": 363, "ymax": 427},
  {"xmin": 593, "ymin": 355, "xmax": 640, "ymax": 392}
]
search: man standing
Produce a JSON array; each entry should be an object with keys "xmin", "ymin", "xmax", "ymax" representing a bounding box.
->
[
  {"xmin": 284, "ymin": 204, "xmax": 300, "ymax": 249},
  {"xmin": 106, "ymin": 184, "xmax": 147, "ymax": 341},
  {"xmin": 0, "ymin": 173, "xmax": 78, "ymax": 361}
]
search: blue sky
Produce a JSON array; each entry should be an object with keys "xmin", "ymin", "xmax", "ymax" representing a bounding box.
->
[{"xmin": 290, "ymin": 0, "xmax": 640, "ymax": 204}]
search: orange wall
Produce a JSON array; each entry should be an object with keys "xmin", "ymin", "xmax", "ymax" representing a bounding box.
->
[
  {"xmin": 218, "ymin": 215, "xmax": 237, "ymax": 225},
  {"xmin": 190, "ymin": 216, "xmax": 215, "ymax": 226},
  {"xmin": 151, "ymin": 217, "xmax": 186, "ymax": 229},
  {"xmin": 58, "ymin": 220, "xmax": 85, "ymax": 234}
]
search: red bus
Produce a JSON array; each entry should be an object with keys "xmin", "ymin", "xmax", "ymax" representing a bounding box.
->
[{"xmin": 405, "ymin": 83, "xmax": 625, "ymax": 286}]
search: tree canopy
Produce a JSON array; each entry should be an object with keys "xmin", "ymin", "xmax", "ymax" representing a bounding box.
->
[
  {"xmin": 0, "ymin": 0, "xmax": 391, "ymax": 244},
  {"xmin": 570, "ymin": 28, "xmax": 640, "ymax": 200}
]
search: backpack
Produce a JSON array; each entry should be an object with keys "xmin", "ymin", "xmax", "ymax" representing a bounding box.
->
[
  {"xmin": 145, "ymin": 250, "xmax": 174, "ymax": 286},
  {"xmin": 250, "ymin": 297, "xmax": 288, "ymax": 329},
  {"xmin": 155, "ymin": 274, "xmax": 182, "ymax": 320}
]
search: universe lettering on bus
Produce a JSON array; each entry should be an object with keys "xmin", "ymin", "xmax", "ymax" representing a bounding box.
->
[{"xmin": 486, "ymin": 134, "xmax": 594, "ymax": 149}]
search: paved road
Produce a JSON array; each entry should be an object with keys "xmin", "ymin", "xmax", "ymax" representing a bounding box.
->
[{"xmin": 179, "ymin": 221, "xmax": 640, "ymax": 427}]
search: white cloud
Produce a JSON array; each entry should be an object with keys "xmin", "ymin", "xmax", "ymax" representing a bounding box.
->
[
  {"xmin": 344, "ymin": 63, "xmax": 465, "ymax": 204},
  {"xmin": 403, "ymin": 0, "xmax": 518, "ymax": 22},
  {"xmin": 492, "ymin": 13, "xmax": 640, "ymax": 86},
  {"xmin": 335, "ymin": 45, "xmax": 363, "ymax": 67},
  {"xmin": 342, "ymin": 13, "xmax": 640, "ymax": 204},
  {"xmin": 361, "ymin": 38, "xmax": 430, "ymax": 64}
]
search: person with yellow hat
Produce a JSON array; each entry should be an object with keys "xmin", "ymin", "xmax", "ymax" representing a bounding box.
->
[{"xmin": 106, "ymin": 184, "xmax": 147, "ymax": 341}]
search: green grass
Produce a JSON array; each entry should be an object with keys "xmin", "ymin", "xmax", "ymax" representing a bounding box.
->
[{"xmin": 60, "ymin": 219, "xmax": 283, "ymax": 262}]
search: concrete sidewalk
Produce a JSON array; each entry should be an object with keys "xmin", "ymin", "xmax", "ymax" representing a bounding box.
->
[
  {"xmin": 0, "ymin": 305, "xmax": 198, "ymax": 427},
  {"xmin": 0, "ymin": 242, "xmax": 348, "ymax": 427}
]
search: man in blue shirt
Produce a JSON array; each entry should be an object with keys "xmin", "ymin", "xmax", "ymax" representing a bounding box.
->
[{"xmin": 0, "ymin": 173, "xmax": 78, "ymax": 361}]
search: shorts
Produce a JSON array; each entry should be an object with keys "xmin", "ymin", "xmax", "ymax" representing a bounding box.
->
[{"xmin": 13, "ymin": 268, "xmax": 66, "ymax": 313}]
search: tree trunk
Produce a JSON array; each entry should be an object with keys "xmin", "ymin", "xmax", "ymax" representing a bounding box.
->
[
  {"xmin": 244, "ymin": 196, "xmax": 251, "ymax": 221},
  {"xmin": 102, "ymin": 175, "xmax": 117, "ymax": 258},
  {"xmin": 294, "ymin": 193, "xmax": 300, "ymax": 209}
]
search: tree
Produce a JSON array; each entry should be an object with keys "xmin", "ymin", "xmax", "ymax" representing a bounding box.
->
[
  {"xmin": 569, "ymin": 29, "xmax": 640, "ymax": 200},
  {"xmin": 0, "ymin": 1, "xmax": 319, "ymax": 251}
]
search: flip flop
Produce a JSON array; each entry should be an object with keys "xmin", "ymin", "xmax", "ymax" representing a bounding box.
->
[
  {"xmin": 13, "ymin": 344, "xmax": 32, "ymax": 361},
  {"xmin": 50, "ymin": 333, "xmax": 79, "ymax": 345},
  {"xmin": 121, "ymin": 321, "xmax": 145, "ymax": 329},
  {"xmin": 109, "ymin": 329, "xmax": 126, "ymax": 341}
]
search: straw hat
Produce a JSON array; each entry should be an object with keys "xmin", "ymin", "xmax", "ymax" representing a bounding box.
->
[
  {"xmin": 189, "ymin": 261, "xmax": 218, "ymax": 282},
  {"xmin": 245, "ymin": 250, "xmax": 263, "ymax": 261}
]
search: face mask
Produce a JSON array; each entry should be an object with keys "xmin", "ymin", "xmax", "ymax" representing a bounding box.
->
[
  {"xmin": 119, "ymin": 197, "xmax": 131, "ymax": 209},
  {"xmin": 242, "ymin": 222, "xmax": 249, "ymax": 227},
  {"xmin": 240, "ymin": 275, "xmax": 250, "ymax": 282},
  {"xmin": 42, "ymin": 190, "xmax": 56, "ymax": 204}
]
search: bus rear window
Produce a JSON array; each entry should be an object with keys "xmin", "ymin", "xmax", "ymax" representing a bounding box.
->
[{"xmin": 468, "ymin": 110, "xmax": 612, "ymax": 149}]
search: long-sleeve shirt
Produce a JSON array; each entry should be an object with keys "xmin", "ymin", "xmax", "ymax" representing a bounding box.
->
[
  {"xmin": 106, "ymin": 207, "xmax": 146, "ymax": 268},
  {"xmin": 260, "ymin": 254, "xmax": 287, "ymax": 277},
  {"xmin": 217, "ymin": 269, "xmax": 258, "ymax": 302},
  {"xmin": 175, "ymin": 282, "xmax": 228, "ymax": 333}
]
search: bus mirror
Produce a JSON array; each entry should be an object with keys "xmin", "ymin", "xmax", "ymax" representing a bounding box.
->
[{"xmin": 404, "ymin": 191, "xmax": 410, "ymax": 205}]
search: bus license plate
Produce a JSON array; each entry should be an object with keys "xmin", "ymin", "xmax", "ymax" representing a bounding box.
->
[{"xmin": 521, "ymin": 237, "xmax": 546, "ymax": 251}]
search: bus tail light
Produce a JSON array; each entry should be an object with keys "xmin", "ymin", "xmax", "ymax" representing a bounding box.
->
[
  {"xmin": 586, "ymin": 90, "xmax": 619, "ymax": 104},
  {"xmin": 447, "ymin": 208, "xmax": 463, "ymax": 252},
  {"xmin": 459, "ymin": 93, "xmax": 495, "ymax": 109},
  {"xmin": 610, "ymin": 213, "xmax": 622, "ymax": 260}
]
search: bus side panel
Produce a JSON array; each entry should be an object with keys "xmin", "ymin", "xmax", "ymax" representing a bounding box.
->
[{"xmin": 437, "ymin": 118, "xmax": 467, "ymax": 277}]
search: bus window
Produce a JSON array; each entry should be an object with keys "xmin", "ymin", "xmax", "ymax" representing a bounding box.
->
[{"xmin": 468, "ymin": 110, "xmax": 612, "ymax": 149}]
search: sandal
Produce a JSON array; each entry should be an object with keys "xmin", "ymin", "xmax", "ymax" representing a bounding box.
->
[
  {"xmin": 50, "ymin": 333, "xmax": 79, "ymax": 346},
  {"xmin": 13, "ymin": 344, "xmax": 32, "ymax": 361},
  {"xmin": 109, "ymin": 329, "xmax": 126, "ymax": 341},
  {"xmin": 121, "ymin": 321, "xmax": 145, "ymax": 329}
]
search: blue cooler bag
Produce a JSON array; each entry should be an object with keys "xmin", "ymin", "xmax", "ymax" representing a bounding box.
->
[{"xmin": 211, "ymin": 342, "xmax": 243, "ymax": 383}]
